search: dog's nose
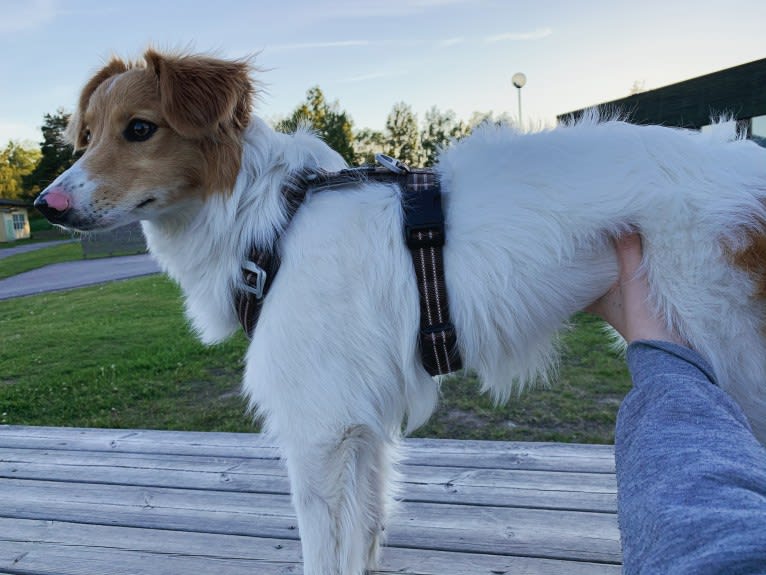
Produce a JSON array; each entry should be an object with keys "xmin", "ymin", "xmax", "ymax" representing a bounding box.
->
[{"xmin": 35, "ymin": 187, "xmax": 72, "ymax": 224}]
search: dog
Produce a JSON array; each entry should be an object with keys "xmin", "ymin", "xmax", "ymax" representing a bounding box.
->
[{"xmin": 35, "ymin": 50, "xmax": 766, "ymax": 574}]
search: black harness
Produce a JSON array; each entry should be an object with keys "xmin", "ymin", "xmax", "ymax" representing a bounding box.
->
[{"xmin": 233, "ymin": 155, "xmax": 462, "ymax": 376}]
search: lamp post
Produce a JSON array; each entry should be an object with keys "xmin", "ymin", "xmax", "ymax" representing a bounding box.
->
[{"xmin": 512, "ymin": 72, "xmax": 527, "ymax": 126}]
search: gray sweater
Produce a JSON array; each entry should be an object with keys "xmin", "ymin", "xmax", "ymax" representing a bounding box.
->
[{"xmin": 617, "ymin": 341, "xmax": 766, "ymax": 574}]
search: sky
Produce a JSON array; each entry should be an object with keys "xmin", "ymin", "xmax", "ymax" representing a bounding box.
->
[{"xmin": 1, "ymin": 0, "xmax": 765, "ymax": 146}]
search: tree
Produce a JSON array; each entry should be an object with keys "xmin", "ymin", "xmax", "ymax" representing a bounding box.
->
[
  {"xmin": 466, "ymin": 110, "xmax": 513, "ymax": 130},
  {"xmin": 23, "ymin": 110, "xmax": 77, "ymax": 196},
  {"xmin": 275, "ymin": 87, "xmax": 356, "ymax": 164},
  {"xmin": 384, "ymin": 102, "xmax": 422, "ymax": 166},
  {"xmin": 353, "ymin": 128, "xmax": 385, "ymax": 165},
  {"xmin": 0, "ymin": 141, "xmax": 41, "ymax": 200},
  {"xmin": 420, "ymin": 107, "xmax": 469, "ymax": 166}
]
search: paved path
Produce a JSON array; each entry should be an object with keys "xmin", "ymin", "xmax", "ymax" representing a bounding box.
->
[
  {"xmin": 0, "ymin": 254, "xmax": 161, "ymax": 300},
  {"xmin": 0, "ymin": 239, "xmax": 78, "ymax": 260}
]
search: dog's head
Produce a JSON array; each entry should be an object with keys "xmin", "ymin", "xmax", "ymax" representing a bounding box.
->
[{"xmin": 35, "ymin": 49, "xmax": 254, "ymax": 231}]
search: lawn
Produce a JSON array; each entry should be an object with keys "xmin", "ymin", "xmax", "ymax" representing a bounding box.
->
[
  {"xmin": 0, "ymin": 242, "xmax": 84, "ymax": 279},
  {"xmin": 415, "ymin": 314, "xmax": 631, "ymax": 443},
  {"xmin": 0, "ymin": 277, "xmax": 251, "ymax": 432},
  {"xmin": 0, "ymin": 276, "xmax": 631, "ymax": 442}
]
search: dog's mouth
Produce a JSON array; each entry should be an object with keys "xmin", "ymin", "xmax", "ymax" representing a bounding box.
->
[{"xmin": 135, "ymin": 197, "xmax": 157, "ymax": 209}]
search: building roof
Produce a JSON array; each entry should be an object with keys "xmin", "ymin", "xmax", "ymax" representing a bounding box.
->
[
  {"xmin": 0, "ymin": 199, "xmax": 32, "ymax": 208},
  {"xmin": 558, "ymin": 58, "xmax": 766, "ymax": 129}
]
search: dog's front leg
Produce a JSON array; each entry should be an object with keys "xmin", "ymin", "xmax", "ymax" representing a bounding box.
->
[{"xmin": 282, "ymin": 424, "xmax": 398, "ymax": 575}]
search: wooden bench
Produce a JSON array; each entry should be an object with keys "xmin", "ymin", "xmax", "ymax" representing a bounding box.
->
[{"xmin": 0, "ymin": 426, "xmax": 621, "ymax": 574}]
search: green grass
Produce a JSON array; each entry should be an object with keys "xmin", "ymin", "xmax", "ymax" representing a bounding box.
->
[
  {"xmin": 0, "ymin": 276, "xmax": 631, "ymax": 442},
  {"xmin": 29, "ymin": 216, "xmax": 55, "ymax": 235},
  {"xmin": 414, "ymin": 314, "xmax": 631, "ymax": 443},
  {"xmin": 0, "ymin": 243, "xmax": 85, "ymax": 279},
  {"xmin": 0, "ymin": 277, "xmax": 252, "ymax": 432}
]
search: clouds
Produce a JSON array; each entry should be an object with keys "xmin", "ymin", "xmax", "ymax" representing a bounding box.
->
[
  {"xmin": 338, "ymin": 70, "xmax": 410, "ymax": 84},
  {"xmin": 439, "ymin": 37, "xmax": 466, "ymax": 47},
  {"xmin": 266, "ymin": 40, "xmax": 373, "ymax": 53},
  {"xmin": 309, "ymin": 0, "xmax": 481, "ymax": 19},
  {"xmin": 263, "ymin": 26, "xmax": 552, "ymax": 57}
]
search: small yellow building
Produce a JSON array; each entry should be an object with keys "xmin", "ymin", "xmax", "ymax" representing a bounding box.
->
[{"xmin": 0, "ymin": 199, "xmax": 31, "ymax": 242}]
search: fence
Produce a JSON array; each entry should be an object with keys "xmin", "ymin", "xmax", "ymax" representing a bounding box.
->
[{"xmin": 81, "ymin": 221, "xmax": 147, "ymax": 258}]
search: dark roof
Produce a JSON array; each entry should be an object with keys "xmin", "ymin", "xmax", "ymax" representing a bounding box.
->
[
  {"xmin": 0, "ymin": 199, "xmax": 32, "ymax": 208},
  {"xmin": 558, "ymin": 58, "xmax": 766, "ymax": 129}
]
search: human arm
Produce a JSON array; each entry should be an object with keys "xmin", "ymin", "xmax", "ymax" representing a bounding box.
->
[
  {"xmin": 587, "ymin": 233, "xmax": 766, "ymax": 574},
  {"xmin": 617, "ymin": 339, "xmax": 766, "ymax": 574}
]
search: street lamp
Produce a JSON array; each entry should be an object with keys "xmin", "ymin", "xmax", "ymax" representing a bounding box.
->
[{"xmin": 512, "ymin": 72, "xmax": 527, "ymax": 126}]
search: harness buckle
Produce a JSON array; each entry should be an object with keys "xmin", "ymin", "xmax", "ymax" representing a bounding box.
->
[
  {"xmin": 376, "ymin": 153, "xmax": 410, "ymax": 174},
  {"xmin": 242, "ymin": 260, "xmax": 267, "ymax": 299}
]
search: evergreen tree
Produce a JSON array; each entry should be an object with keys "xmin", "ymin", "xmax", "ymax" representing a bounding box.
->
[
  {"xmin": 353, "ymin": 128, "xmax": 385, "ymax": 165},
  {"xmin": 24, "ymin": 110, "xmax": 76, "ymax": 195},
  {"xmin": 275, "ymin": 87, "xmax": 356, "ymax": 164},
  {"xmin": 466, "ymin": 110, "xmax": 513, "ymax": 130},
  {"xmin": 420, "ymin": 107, "xmax": 469, "ymax": 166}
]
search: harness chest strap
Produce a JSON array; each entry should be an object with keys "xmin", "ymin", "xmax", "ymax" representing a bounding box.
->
[
  {"xmin": 402, "ymin": 170, "xmax": 462, "ymax": 375},
  {"xmin": 234, "ymin": 166, "xmax": 463, "ymax": 377},
  {"xmin": 235, "ymin": 173, "xmax": 308, "ymax": 338}
]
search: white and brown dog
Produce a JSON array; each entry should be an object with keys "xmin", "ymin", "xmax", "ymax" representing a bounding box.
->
[{"xmin": 35, "ymin": 50, "xmax": 766, "ymax": 574}]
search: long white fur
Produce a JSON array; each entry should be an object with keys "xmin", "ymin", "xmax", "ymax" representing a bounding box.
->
[{"xmin": 55, "ymin": 109, "xmax": 766, "ymax": 574}]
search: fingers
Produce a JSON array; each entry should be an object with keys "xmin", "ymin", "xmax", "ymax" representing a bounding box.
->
[
  {"xmin": 614, "ymin": 233, "xmax": 643, "ymax": 283},
  {"xmin": 586, "ymin": 230, "xmax": 686, "ymax": 345},
  {"xmin": 585, "ymin": 232, "xmax": 642, "ymax": 319}
]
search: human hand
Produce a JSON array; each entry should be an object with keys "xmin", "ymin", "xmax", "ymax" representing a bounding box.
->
[{"xmin": 586, "ymin": 233, "xmax": 685, "ymax": 345}]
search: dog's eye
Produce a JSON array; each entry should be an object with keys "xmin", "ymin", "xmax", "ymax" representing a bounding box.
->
[
  {"xmin": 83, "ymin": 129, "xmax": 91, "ymax": 145},
  {"xmin": 124, "ymin": 119, "xmax": 157, "ymax": 142}
]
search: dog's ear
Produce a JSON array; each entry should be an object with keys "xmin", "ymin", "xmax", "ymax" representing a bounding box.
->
[
  {"xmin": 66, "ymin": 57, "xmax": 129, "ymax": 149},
  {"xmin": 144, "ymin": 49, "xmax": 253, "ymax": 138}
]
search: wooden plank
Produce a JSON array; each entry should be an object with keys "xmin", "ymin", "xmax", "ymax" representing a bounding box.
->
[
  {"xmin": 406, "ymin": 438, "xmax": 615, "ymax": 473},
  {"xmin": 402, "ymin": 466, "xmax": 616, "ymax": 512},
  {"xmin": 0, "ymin": 478, "xmax": 620, "ymax": 563},
  {"xmin": 397, "ymin": 502, "xmax": 618, "ymax": 562},
  {"xmin": 0, "ymin": 447, "xmax": 288, "ymax": 493},
  {"xmin": 0, "ymin": 517, "xmax": 621, "ymax": 575},
  {"xmin": 0, "ymin": 426, "xmax": 615, "ymax": 473},
  {"xmin": 0, "ymin": 447, "xmax": 617, "ymax": 512},
  {"xmin": 0, "ymin": 426, "xmax": 281, "ymax": 460}
]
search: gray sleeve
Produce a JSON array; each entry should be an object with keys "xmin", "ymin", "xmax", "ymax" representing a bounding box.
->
[{"xmin": 616, "ymin": 340, "xmax": 766, "ymax": 574}]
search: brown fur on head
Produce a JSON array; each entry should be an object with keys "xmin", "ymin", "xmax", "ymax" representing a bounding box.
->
[
  {"xmin": 731, "ymin": 228, "xmax": 766, "ymax": 299},
  {"xmin": 65, "ymin": 49, "xmax": 254, "ymax": 212},
  {"xmin": 65, "ymin": 57, "xmax": 130, "ymax": 148},
  {"xmin": 144, "ymin": 49, "xmax": 253, "ymax": 138}
]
